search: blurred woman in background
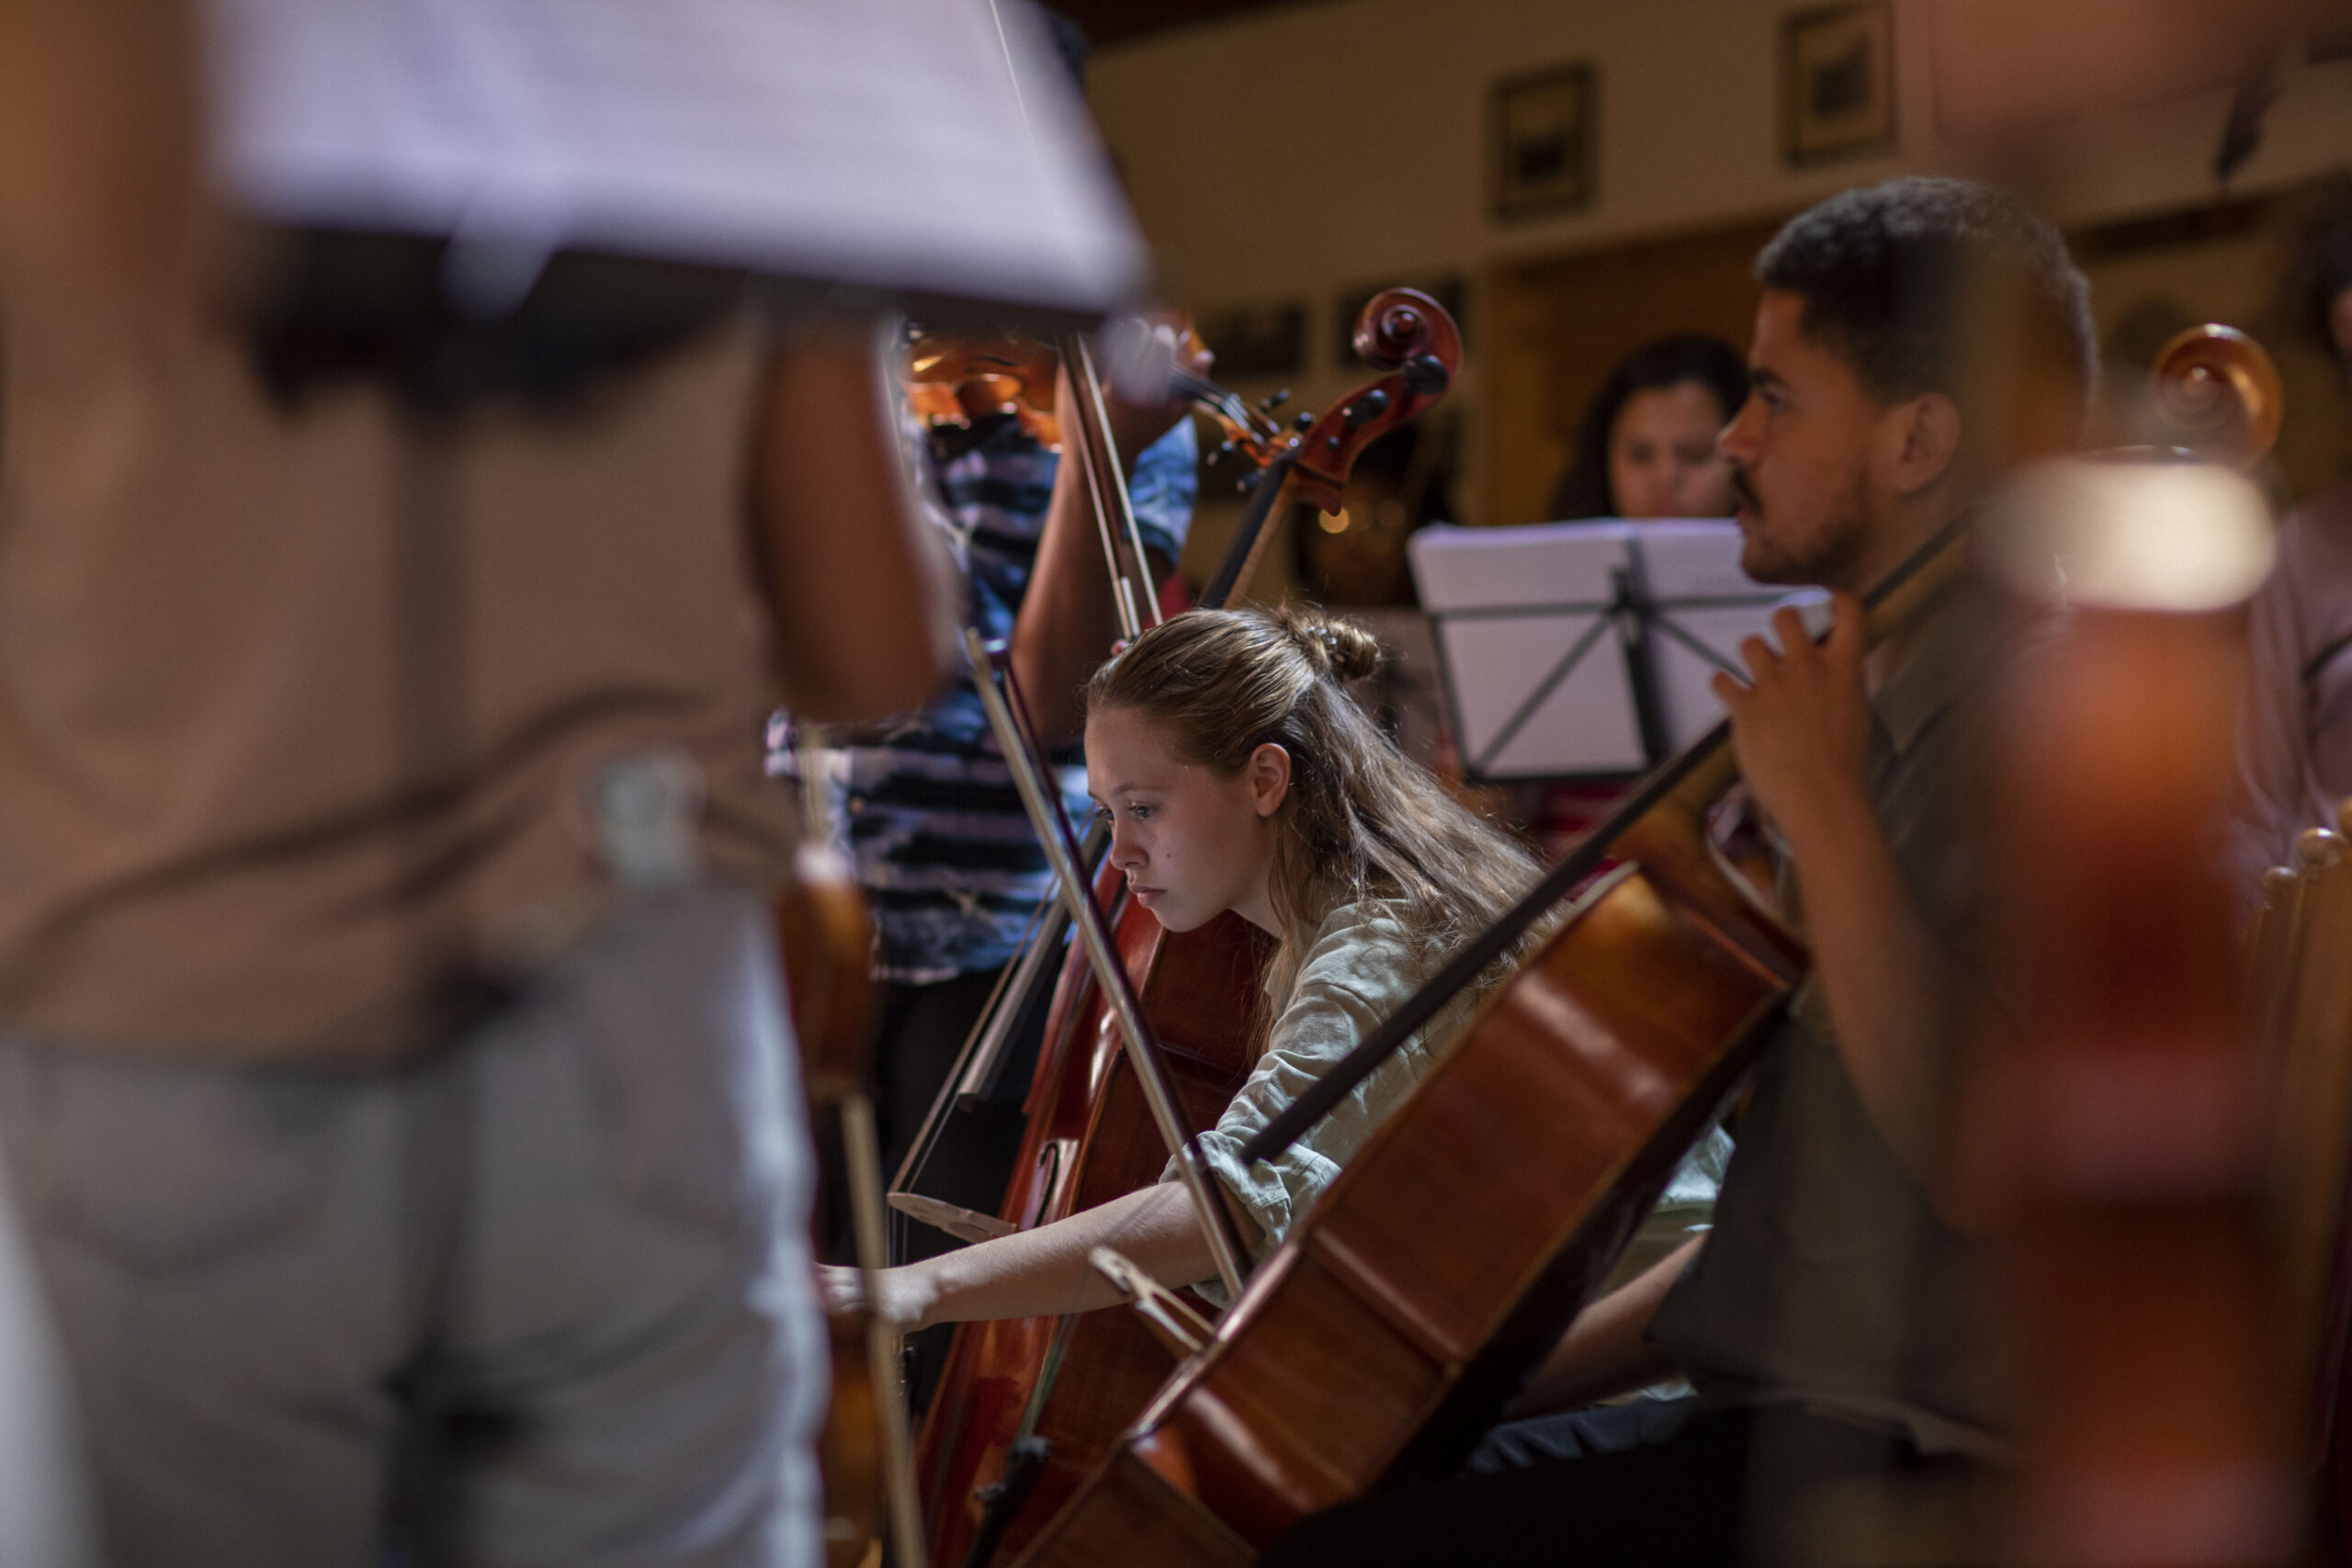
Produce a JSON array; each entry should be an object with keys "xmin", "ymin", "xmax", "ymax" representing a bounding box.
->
[{"xmin": 1547, "ymin": 334, "xmax": 1748, "ymax": 522}]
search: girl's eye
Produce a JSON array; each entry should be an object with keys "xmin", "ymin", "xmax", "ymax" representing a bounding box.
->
[{"xmin": 1127, "ymin": 804, "xmax": 1153, "ymax": 821}]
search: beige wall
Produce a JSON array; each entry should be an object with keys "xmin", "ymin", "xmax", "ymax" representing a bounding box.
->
[{"xmin": 1089, "ymin": 0, "xmax": 2352, "ymax": 547}]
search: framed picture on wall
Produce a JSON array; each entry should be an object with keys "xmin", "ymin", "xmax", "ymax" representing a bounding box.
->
[
  {"xmin": 1782, "ymin": 1, "xmax": 1896, "ymax": 166},
  {"xmin": 1491, "ymin": 63, "xmax": 1596, "ymax": 222}
]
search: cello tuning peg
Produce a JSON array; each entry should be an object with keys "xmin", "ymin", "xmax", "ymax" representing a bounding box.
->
[
  {"xmin": 1235, "ymin": 469, "xmax": 1263, "ymax": 495},
  {"xmin": 1217, "ymin": 439, "xmax": 1237, "ymax": 457},
  {"xmin": 1294, "ymin": 411, "xmax": 1317, "ymax": 431},
  {"xmin": 1260, "ymin": 389, "xmax": 1290, "ymax": 412}
]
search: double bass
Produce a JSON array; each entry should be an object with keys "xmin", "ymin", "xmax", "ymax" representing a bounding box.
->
[
  {"xmin": 1007, "ymin": 327, "xmax": 2288, "ymax": 1566},
  {"xmin": 911, "ymin": 290, "xmax": 1464, "ymax": 1568}
]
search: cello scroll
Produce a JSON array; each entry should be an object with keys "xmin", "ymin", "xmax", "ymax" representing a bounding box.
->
[{"xmin": 2148, "ymin": 323, "xmax": 2285, "ymax": 470}]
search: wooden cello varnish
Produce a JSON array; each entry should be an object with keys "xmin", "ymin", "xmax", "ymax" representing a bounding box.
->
[{"xmin": 911, "ymin": 882, "xmax": 1265, "ymax": 1568}]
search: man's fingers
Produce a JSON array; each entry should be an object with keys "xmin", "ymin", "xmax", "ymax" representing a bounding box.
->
[
  {"xmin": 1737, "ymin": 633, "xmax": 1780, "ymax": 681},
  {"xmin": 1826, "ymin": 592, "xmax": 1866, "ymax": 657},
  {"xmin": 1711, "ymin": 669, "xmax": 1749, "ymax": 708},
  {"xmin": 1770, "ymin": 604, "xmax": 1813, "ymax": 658}
]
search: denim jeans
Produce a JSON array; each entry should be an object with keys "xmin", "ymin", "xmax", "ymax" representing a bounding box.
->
[{"xmin": 0, "ymin": 886, "xmax": 823, "ymax": 1568}]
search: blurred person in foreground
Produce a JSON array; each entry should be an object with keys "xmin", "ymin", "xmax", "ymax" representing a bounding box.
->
[
  {"xmin": 1261, "ymin": 176, "xmax": 2096, "ymax": 1568},
  {"xmin": 2231, "ymin": 178, "xmax": 2352, "ymax": 889},
  {"xmin": 0, "ymin": 4, "xmax": 957, "ymax": 1564}
]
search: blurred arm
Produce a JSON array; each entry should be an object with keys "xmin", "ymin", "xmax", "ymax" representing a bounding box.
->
[
  {"xmin": 1510, "ymin": 1237, "xmax": 1699, "ymax": 1416},
  {"xmin": 821, "ymin": 1180, "xmax": 1259, "ymax": 1330},
  {"xmin": 0, "ymin": 0, "xmax": 202, "ymax": 304},
  {"xmin": 1009, "ymin": 348, "xmax": 1200, "ymax": 746},
  {"xmin": 752, "ymin": 324, "xmax": 959, "ymax": 723}
]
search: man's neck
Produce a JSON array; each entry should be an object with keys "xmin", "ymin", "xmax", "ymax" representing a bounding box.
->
[{"xmin": 1852, "ymin": 492, "xmax": 1972, "ymax": 695}]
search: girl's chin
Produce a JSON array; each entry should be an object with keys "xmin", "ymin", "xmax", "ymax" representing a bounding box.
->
[{"xmin": 1138, "ymin": 900, "xmax": 1204, "ymax": 933}]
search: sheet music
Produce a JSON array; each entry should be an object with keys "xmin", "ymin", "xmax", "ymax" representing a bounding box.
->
[
  {"xmin": 1634, "ymin": 522, "xmax": 1826, "ymax": 750},
  {"xmin": 1410, "ymin": 523, "xmax": 1646, "ymax": 778},
  {"xmin": 206, "ymin": 0, "xmax": 1146, "ymax": 316},
  {"xmin": 1411, "ymin": 520, "xmax": 1823, "ymax": 780}
]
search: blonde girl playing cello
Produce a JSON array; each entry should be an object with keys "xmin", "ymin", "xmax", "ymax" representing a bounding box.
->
[{"xmin": 823, "ymin": 605, "xmax": 1541, "ymax": 1325}]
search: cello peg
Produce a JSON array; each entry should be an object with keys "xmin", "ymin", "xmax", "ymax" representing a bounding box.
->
[
  {"xmin": 1294, "ymin": 411, "xmax": 1316, "ymax": 431},
  {"xmin": 1260, "ymin": 389, "xmax": 1290, "ymax": 412}
]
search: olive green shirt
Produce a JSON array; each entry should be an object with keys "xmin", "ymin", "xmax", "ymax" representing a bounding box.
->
[{"xmin": 1648, "ymin": 584, "xmax": 2010, "ymax": 1457}]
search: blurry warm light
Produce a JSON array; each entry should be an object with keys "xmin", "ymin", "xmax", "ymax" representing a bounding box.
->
[
  {"xmin": 1928, "ymin": 0, "xmax": 2294, "ymax": 139},
  {"xmin": 1988, "ymin": 459, "xmax": 2274, "ymax": 613},
  {"xmin": 1317, "ymin": 510, "xmax": 1351, "ymax": 535}
]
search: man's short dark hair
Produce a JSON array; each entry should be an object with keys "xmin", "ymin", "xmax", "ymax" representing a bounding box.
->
[{"xmin": 1757, "ymin": 176, "xmax": 2097, "ymax": 415}]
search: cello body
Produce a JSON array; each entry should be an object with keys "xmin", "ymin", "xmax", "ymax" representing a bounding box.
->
[
  {"xmin": 775, "ymin": 838, "xmax": 897, "ymax": 1568},
  {"xmin": 915, "ymin": 856, "xmax": 1268, "ymax": 1566},
  {"xmin": 1013, "ymin": 784, "xmax": 1805, "ymax": 1563}
]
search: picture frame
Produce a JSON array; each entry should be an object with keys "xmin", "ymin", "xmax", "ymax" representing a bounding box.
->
[
  {"xmin": 1782, "ymin": 1, "xmax": 1897, "ymax": 167},
  {"xmin": 1490, "ymin": 63, "xmax": 1597, "ymax": 223}
]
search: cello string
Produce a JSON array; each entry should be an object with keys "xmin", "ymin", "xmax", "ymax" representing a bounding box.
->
[{"xmin": 1067, "ymin": 331, "xmax": 1164, "ymax": 630}]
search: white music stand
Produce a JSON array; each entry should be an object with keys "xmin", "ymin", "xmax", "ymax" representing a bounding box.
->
[
  {"xmin": 206, "ymin": 0, "xmax": 1143, "ymax": 320},
  {"xmin": 1408, "ymin": 520, "xmax": 1825, "ymax": 783}
]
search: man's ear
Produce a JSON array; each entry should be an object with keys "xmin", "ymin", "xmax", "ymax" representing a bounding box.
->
[
  {"xmin": 1249, "ymin": 742, "xmax": 1292, "ymax": 818},
  {"xmin": 1883, "ymin": 391, "xmax": 1963, "ymax": 499}
]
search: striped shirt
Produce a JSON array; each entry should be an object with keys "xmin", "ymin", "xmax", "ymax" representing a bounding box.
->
[{"xmin": 772, "ymin": 410, "xmax": 1197, "ymax": 981}]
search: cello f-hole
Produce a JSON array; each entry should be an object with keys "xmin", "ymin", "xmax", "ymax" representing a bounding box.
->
[{"xmin": 1024, "ymin": 1140, "xmax": 1067, "ymax": 1232}]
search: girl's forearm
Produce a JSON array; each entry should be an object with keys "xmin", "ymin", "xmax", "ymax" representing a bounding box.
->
[{"xmin": 884, "ymin": 1183, "xmax": 1228, "ymax": 1329}]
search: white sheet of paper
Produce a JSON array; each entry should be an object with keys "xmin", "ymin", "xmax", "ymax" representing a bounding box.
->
[
  {"xmin": 1411, "ymin": 520, "xmax": 1822, "ymax": 778},
  {"xmin": 205, "ymin": 0, "xmax": 1146, "ymax": 315},
  {"xmin": 1635, "ymin": 522, "xmax": 1826, "ymax": 750},
  {"xmin": 1411, "ymin": 523, "xmax": 1645, "ymax": 778}
]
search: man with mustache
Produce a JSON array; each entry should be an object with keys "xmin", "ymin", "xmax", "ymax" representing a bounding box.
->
[{"xmin": 1261, "ymin": 175, "xmax": 2097, "ymax": 1568}]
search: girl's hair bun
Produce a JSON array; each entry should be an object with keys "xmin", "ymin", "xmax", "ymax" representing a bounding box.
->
[{"xmin": 1277, "ymin": 606, "xmax": 1382, "ymax": 683}]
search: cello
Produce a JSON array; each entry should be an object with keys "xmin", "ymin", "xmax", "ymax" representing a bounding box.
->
[
  {"xmin": 910, "ymin": 290, "xmax": 1464, "ymax": 1568},
  {"xmin": 778, "ymin": 727, "xmax": 930, "ymax": 1568},
  {"xmin": 1958, "ymin": 332, "xmax": 2295, "ymax": 1567},
  {"xmin": 1006, "ymin": 326, "xmax": 2287, "ymax": 1567}
]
